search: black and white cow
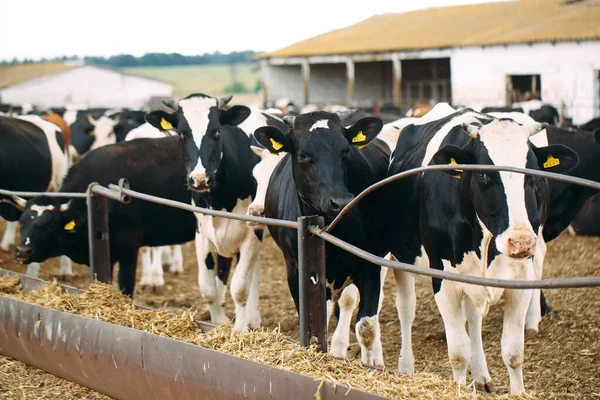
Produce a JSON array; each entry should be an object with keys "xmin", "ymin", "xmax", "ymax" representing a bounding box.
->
[
  {"xmin": 145, "ymin": 94, "xmax": 287, "ymax": 331},
  {"xmin": 512, "ymin": 100, "xmax": 560, "ymax": 126},
  {"xmin": 578, "ymin": 117, "xmax": 600, "ymax": 132},
  {"xmin": 383, "ymin": 108, "xmax": 578, "ymax": 394},
  {"xmin": 255, "ymin": 110, "xmax": 391, "ymax": 366},
  {"xmin": 0, "ymin": 115, "xmax": 72, "ymax": 276},
  {"xmin": 13, "ymin": 136, "xmax": 197, "ymax": 296}
]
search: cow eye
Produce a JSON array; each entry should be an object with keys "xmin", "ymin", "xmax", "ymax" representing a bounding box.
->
[
  {"xmin": 477, "ymin": 172, "xmax": 488, "ymax": 182},
  {"xmin": 297, "ymin": 153, "xmax": 310, "ymax": 163},
  {"xmin": 214, "ymin": 129, "xmax": 222, "ymax": 139}
]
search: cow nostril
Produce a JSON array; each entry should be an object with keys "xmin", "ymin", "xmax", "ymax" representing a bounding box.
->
[{"xmin": 329, "ymin": 198, "xmax": 347, "ymax": 213}]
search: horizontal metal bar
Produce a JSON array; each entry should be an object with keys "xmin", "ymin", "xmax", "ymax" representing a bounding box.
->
[
  {"xmin": 110, "ymin": 185, "xmax": 299, "ymax": 229},
  {"xmin": 325, "ymin": 164, "xmax": 600, "ymax": 232},
  {"xmin": 309, "ymin": 227, "xmax": 600, "ymax": 290},
  {"xmin": 0, "ymin": 188, "xmax": 87, "ymax": 199},
  {"xmin": 89, "ymin": 183, "xmax": 130, "ymax": 203}
]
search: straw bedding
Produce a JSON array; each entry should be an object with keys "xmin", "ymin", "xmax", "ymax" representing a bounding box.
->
[{"xmin": 0, "ymin": 275, "xmax": 534, "ymax": 400}]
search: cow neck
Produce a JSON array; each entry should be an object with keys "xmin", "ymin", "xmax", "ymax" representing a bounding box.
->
[{"xmin": 204, "ymin": 128, "xmax": 257, "ymax": 212}]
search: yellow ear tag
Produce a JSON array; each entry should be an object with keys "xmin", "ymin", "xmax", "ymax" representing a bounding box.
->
[
  {"xmin": 270, "ymin": 138, "xmax": 284, "ymax": 151},
  {"xmin": 160, "ymin": 117, "xmax": 173, "ymax": 130},
  {"xmin": 64, "ymin": 220, "xmax": 76, "ymax": 231},
  {"xmin": 89, "ymin": 131, "xmax": 95, "ymax": 137},
  {"xmin": 352, "ymin": 130, "xmax": 367, "ymax": 143},
  {"xmin": 358, "ymin": 143, "xmax": 370, "ymax": 150},
  {"xmin": 449, "ymin": 157, "xmax": 463, "ymax": 179},
  {"xmin": 543, "ymin": 154, "xmax": 560, "ymax": 169}
]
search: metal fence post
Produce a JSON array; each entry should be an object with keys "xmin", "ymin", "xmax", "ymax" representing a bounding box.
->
[
  {"xmin": 87, "ymin": 186, "xmax": 111, "ymax": 284},
  {"xmin": 297, "ymin": 215, "xmax": 327, "ymax": 352}
]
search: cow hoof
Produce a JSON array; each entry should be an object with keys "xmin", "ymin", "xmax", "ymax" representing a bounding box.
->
[
  {"xmin": 475, "ymin": 381, "xmax": 495, "ymax": 394},
  {"xmin": 525, "ymin": 328, "xmax": 539, "ymax": 339}
]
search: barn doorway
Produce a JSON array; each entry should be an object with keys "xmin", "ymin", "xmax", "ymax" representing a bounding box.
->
[
  {"xmin": 506, "ymin": 74, "xmax": 541, "ymax": 103},
  {"xmin": 401, "ymin": 58, "xmax": 451, "ymax": 107}
]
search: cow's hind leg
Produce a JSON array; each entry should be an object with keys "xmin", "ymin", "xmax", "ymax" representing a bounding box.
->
[
  {"xmin": 464, "ymin": 297, "xmax": 493, "ymax": 392},
  {"xmin": 354, "ymin": 269, "xmax": 384, "ymax": 367},
  {"xmin": 502, "ymin": 287, "xmax": 532, "ymax": 395},
  {"xmin": 170, "ymin": 245, "xmax": 184, "ymax": 274},
  {"xmin": 1, "ymin": 221, "xmax": 17, "ymax": 251}
]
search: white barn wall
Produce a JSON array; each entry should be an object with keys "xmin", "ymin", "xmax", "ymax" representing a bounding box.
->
[
  {"xmin": 262, "ymin": 64, "xmax": 303, "ymax": 105},
  {"xmin": 355, "ymin": 61, "xmax": 393, "ymax": 107},
  {"xmin": 309, "ymin": 64, "xmax": 346, "ymax": 105},
  {"xmin": 451, "ymin": 41, "xmax": 600, "ymax": 125},
  {"xmin": 0, "ymin": 65, "xmax": 172, "ymax": 109}
]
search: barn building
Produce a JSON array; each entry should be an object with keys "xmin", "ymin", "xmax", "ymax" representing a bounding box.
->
[
  {"xmin": 0, "ymin": 61, "xmax": 173, "ymax": 110},
  {"xmin": 259, "ymin": 0, "xmax": 600, "ymax": 125}
]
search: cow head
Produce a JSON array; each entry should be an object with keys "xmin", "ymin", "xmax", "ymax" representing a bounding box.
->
[
  {"xmin": 246, "ymin": 145, "xmax": 284, "ymax": 227},
  {"xmin": 431, "ymin": 117, "xmax": 578, "ymax": 259},
  {"xmin": 254, "ymin": 110, "xmax": 383, "ymax": 220},
  {"xmin": 87, "ymin": 114, "xmax": 120, "ymax": 151},
  {"xmin": 13, "ymin": 197, "xmax": 84, "ymax": 264},
  {"xmin": 145, "ymin": 94, "xmax": 251, "ymax": 192}
]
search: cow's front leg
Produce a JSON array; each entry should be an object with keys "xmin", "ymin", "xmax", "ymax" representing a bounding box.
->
[
  {"xmin": 246, "ymin": 257, "xmax": 262, "ymax": 329},
  {"xmin": 355, "ymin": 269, "xmax": 384, "ymax": 367},
  {"xmin": 464, "ymin": 297, "xmax": 493, "ymax": 392},
  {"xmin": 196, "ymin": 232, "xmax": 228, "ymax": 325},
  {"xmin": 229, "ymin": 230, "xmax": 261, "ymax": 331},
  {"xmin": 525, "ymin": 231, "xmax": 546, "ymax": 336},
  {"xmin": 170, "ymin": 245, "xmax": 184, "ymax": 274},
  {"xmin": 1, "ymin": 221, "xmax": 17, "ymax": 252},
  {"xmin": 330, "ymin": 284, "xmax": 358, "ymax": 358},
  {"xmin": 502, "ymin": 287, "xmax": 532, "ymax": 394},
  {"xmin": 215, "ymin": 255, "xmax": 233, "ymax": 321},
  {"xmin": 59, "ymin": 256, "xmax": 73, "ymax": 276},
  {"xmin": 394, "ymin": 268, "xmax": 415, "ymax": 374},
  {"xmin": 434, "ymin": 279, "xmax": 470, "ymax": 385}
]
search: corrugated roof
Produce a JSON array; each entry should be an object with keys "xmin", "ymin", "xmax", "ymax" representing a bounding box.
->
[
  {"xmin": 0, "ymin": 62, "xmax": 76, "ymax": 89},
  {"xmin": 259, "ymin": 0, "xmax": 600, "ymax": 59}
]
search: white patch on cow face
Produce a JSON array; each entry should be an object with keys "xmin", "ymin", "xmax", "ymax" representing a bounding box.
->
[
  {"xmin": 89, "ymin": 116, "xmax": 118, "ymax": 151},
  {"xmin": 179, "ymin": 96, "xmax": 218, "ymax": 150},
  {"xmin": 478, "ymin": 120, "xmax": 536, "ymax": 254},
  {"xmin": 248, "ymin": 150, "xmax": 284, "ymax": 216},
  {"xmin": 421, "ymin": 111, "xmax": 488, "ymax": 167},
  {"xmin": 309, "ymin": 119, "xmax": 329, "ymax": 132},
  {"xmin": 30, "ymin": 204, "xmax": 55, "ymax": 217}
]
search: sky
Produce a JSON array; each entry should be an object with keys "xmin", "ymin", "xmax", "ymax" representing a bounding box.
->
[{"xmin": 1, "ymin": 0, "xmax": 506, "ymax": 61}]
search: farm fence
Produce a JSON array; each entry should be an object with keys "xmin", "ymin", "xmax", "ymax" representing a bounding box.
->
[{"xmin": 1, "ymin": 164, "xmax": 600, "ymax": 354}]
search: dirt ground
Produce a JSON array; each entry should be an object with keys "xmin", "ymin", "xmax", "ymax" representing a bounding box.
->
[{"xmin": 0, "ymin": 219, "xmax": 598, "ymax": 399}]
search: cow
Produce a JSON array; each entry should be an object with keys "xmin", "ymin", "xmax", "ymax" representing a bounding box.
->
[
  {"xmin": 255, "ymin": 109, "xmax": 391, "ymax": 366},
  {"xmin": 512, "ymin": 100, "xmax": 560, "ymax": 126},
  {"xmin": 145, "ymin": 94, "xmax": 290, "ymax": 331},
  {"xmin": 13, "ymin": 136, "xmax": 198, "ymax": 297},
  {"xmin": 0, "ymin": 115, "xmax": 72, "ymax": 277},
  {"xmin": 405, "ymin": 103, "xmax": 433, "ymax": 118},
  {"xmin": 382, "ymin": 108, "xmax": 578, "ymax": 394},
  {"xmin": 481, "ymin": 106, "xmax": 524, "ymax": 114},
  {"xmin": 567, "ymin": 193, "xmax": 600, "ymax": 236},
  {"xmin": 579, "ymin": 117, "xmax": 600, "ymax": 132}
]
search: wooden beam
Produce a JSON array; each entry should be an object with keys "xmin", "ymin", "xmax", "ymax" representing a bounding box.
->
[
  {"xmin": 346, "ymin": 58, "xmax": 355, "ymax": 107},
  {"xmin": 392, "ymin": 54, "xmax": 402, "ymax": 108},
  {"xmin": 301, "ymin": 59, "xmax": 310, "ymax": 106}
]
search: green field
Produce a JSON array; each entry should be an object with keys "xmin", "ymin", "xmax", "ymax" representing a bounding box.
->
[{"xmin": 122, "ymin": 63, "xmax": 263, "ymax": 104}]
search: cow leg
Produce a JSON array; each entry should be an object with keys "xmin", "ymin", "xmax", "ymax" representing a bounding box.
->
[
  {"xmin": 434, "ymin": 280, "xmax": 470, "ymax": 385},
  {"xmin": 246, "ymin": 257, "xmax": 262, "ymax": 329},
  {"xmin": 464, "ymin": 297, "xmax": 493, "ymax": 392},
  {"xmin": 330, "ymin": 284, "xmax": 359, "ymax": 358},
  {"xmin": 25, "ymin": 263, "xmax": 40, "ymax": 278},
  {"xmin": 59, "ymin": 256, "xmax": 73, "ymax": 276},
  {"xmin": 196, "ymin": 234, "xmax": 229, "ymax": 325},
  {"xmin": 215, "ymin": 255, "xmax": 233, "ymax": 323},
  {"xmin": 525, "ymin": 232, "xmax": 546, "ymax": 336},
  {"xmin": 229, "ymin": 231, "xmax": 261, "ymax": 331},
  {"xmin": 394, "ymin": 268, "xmax": 415, "ymax": 374},
  {"xmin": 139, "ymin": 247, "xmax": 164, "ymax": 288},
  {"xmin": 354, "ymin": 270, "xmax": 384, "ymax": 367},
  {"xmin": 502, "ymin": 287, "xmax": 533, "ymax": 395},
  {"xmin": 1, "ymin": 221, "xmax": 17, "ymax": 251},
  {"xmin": 160, "ymin": 246, "xmax": 173, "ymax": 268},
  {"xmin": 170, "ymin": 245, "xmax": 184, "ymax": 274},
  {"xmin": 118, "ymin": 248, "xmax": 139, "ymax": 297}
]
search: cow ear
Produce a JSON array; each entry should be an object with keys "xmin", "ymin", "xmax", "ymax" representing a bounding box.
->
[
  {"xmin": 431, "ymin": 144, "xmax": 472, "ymax": 179},
  {"xmin": 254, "ymin": 126, "xmax": 292, "ymax": 154},
  {"xmin": 220, "ymin": 105, "xmax": 251, "ymax": 126},
  {"xmin": 344, "ymin": 117, "xmax": 383, "ymax": 148},
  {"xmin": 533, "ymin": 144, "xmax": 579, "ymax": 174},
  {"xmin": 145, "ymin": 111, "xmax": 178, "ymax": 132}
]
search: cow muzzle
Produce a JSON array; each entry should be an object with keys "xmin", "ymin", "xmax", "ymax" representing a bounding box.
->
[
  {"xmin": 506, "ymin": 233, "xmax": 537, "ymax": 259},
  {"xmin": 188, "ymin": 173, "xmax": 215, "ymax": 193},
  {"xmin": 15, "ymin": 245, "xmax": 32, "ymax": 264},
  {"xmin": 246, "ymin": 205, "xmax": 265, "ymax": 228}
]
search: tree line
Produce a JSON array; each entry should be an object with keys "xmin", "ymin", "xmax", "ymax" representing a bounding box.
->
[{"xmin": 1, "ymin": 51, "xmax": 259, "ymax": 67}]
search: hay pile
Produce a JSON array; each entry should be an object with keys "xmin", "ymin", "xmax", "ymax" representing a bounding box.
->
[{"xmin": 0, "ymin": 276, "xmax": 536, "ymax": 400}]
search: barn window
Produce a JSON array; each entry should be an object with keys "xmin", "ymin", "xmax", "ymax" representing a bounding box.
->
[
  {"xmin": 507, "ymin": 74, "xmax": 541, "ymax": 103},
  {"xmin": 401, "ymin": 58, "xmax": 452, "ymax": 107}
]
